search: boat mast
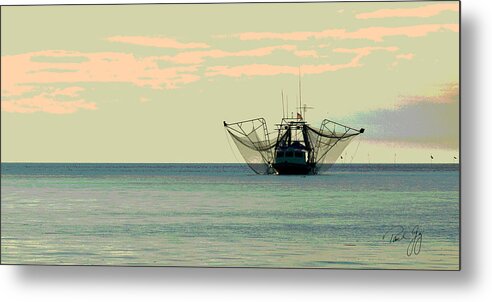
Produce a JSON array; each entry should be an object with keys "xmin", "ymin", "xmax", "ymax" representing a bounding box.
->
[
  {"xmin": 281, "ymin": 90, "xmax": 285, "ymax": 119},
  {"xmin": 298, "ymin": 67, "xmax": 302, "ymax": 120}
]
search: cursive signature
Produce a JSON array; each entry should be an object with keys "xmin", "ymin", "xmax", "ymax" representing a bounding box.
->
[{"xmin": 383, "ymin": 225, "xmax": 423, "ymax": 256}]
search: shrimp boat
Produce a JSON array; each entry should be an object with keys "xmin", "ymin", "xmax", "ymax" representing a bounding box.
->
[{"xmin": 223, "ymin": 104, "xmax": 364, "ymax": 175}]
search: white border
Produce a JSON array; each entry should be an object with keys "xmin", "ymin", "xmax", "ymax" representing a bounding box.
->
[{"xmin": 2, "ymin": 1, "xmax": 492, "ymax": 301}]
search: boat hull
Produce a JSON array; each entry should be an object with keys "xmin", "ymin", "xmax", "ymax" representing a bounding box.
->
[{"xmin": 272, "ymin": 162, "xmax": 313, "ymax": 175}]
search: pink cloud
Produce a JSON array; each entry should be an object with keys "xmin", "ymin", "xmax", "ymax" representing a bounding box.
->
[
  {"xmin": 207, "ymin": 64, "xmax": 295, "ymax": 77},
  {"xmin": 2, "ymin": 50, "xmax": 201, "ymax": 96},
  {"xmin": 1, "ymin": 83, "xmax": 96, "ymax": 114},
  {"xmin": 399, "ymin": 83, "xmax": 459, "ymax": 105},
  {"xmin": 1, "ymin": 93, "xmax": 97, "ymax": 114},
  {"xmin": 1, "ymin": 84, "xmax": 35, "ymax": 97},
  {"xmin": 234, "ymin": 29, "xmax": 341, "ymax": 41},
  {"xmin": 52, "ymin": 86, "xmax": 85, "ymax": 97},
  {"xmin": 293, "ymin": 50, "xmax": 319, "ymax": 58},
  {"xmin": 346, "ymin": 24, "xmax": 458, "ymax": 42},
  {"xmin": 2, "ymin": 50, "xmax": 203, "ymax": 113},
  {"xmin": 154, "ymin": 45, "xmax": 298, "ymax": 64},
  {"xmin": 231, "ymin": 24, "xmax": 458, "ymax": 42},
  {"xmin": 206, "ymin": 63, "xmax": 350, "ymax": 78},
  {"xmin": 356, "ymin": 3, "xmax": 459, "ymax": 19},
  {"xmin": 396, "ymin": 53, "xmax": 415, "ymax": 60},
  {"xmin": 333, "ymin": 46, "xmax": 399, "ymax": 55},
  {"xmin": 206, "ymin": 46, "xmax": 398, "ymax": 77},
  {"xmin": 107, "ymin": 36, "xmax": 210, "ymax": 49}
]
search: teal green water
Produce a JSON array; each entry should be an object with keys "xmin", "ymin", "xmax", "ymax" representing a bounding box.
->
[{"xmin": 1, "ymin": 163, "xmax": 459, "ymax": 269}]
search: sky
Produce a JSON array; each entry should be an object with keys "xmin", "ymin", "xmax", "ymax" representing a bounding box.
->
[{"xmin": 1, "ymin": 1, "xmax": 460, "ymax": 163}]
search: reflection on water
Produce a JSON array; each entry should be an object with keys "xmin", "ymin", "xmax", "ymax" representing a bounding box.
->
[{"xmin": 1, "ymin": 163, "xmax": 459, "ymax": 269}]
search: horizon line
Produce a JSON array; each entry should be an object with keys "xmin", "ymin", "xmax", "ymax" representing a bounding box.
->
[{"xmin": 1, "ymin": 162, "xmax": 460, "ymax": 164}]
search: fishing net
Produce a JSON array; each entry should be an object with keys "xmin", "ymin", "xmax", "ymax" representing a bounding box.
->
[
  {"xmin": 224, "ymin": 118, "xmax": 363, "ymax": 175},
  {"xmin": 224, "ymin": 118, "xmax": 276, "ymax": 174},
  {"xmin": 304, "ymin": 120, "xmax": 361, "ymax": 173}
]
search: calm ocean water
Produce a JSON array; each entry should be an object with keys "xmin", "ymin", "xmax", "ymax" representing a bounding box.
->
[{"xmin": 1, "ymin": 163, "xmax": 459, "ymax": 269}]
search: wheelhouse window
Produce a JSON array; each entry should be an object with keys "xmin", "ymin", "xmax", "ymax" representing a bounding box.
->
[
  {"xmin": 276, "ymin": 151, "xmax": 284, "ymax": 157},
  {"xmin": 285, "ymin": 151, "xmax": 294, "ymax": 157},
  {"xmin": 295, "ymin": 152, "xmax": 304, "ymax": 158}
]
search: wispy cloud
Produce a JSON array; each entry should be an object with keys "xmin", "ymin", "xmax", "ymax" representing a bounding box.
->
[
  {"xmin": 228, "ymin": 24, "xmax": 458, "ymax": 42},
  {"xmin": 107, "ymin": 35, "xmax": 210, "ymax": 49},
  {"xmin": 1, "ymin": 50, "xmax": 202, "ymax": 113},
  {"xmin": 2, "ymin": 50, "xmax": 201, "ymax": 95},
  {"xmin": 293, "ymin": 50, "xmax": 319, "ymax": 58},
  {"xmin": 205, "ymin": 46, "xmax": 398, "ymax": 77},
  {"xmin": 51, "ymin": 86, "xmax": 85, "ymax": 97},
  {"xmin": 356, "ymin": 3, "xmax": 459, "ymax": 19},
  {"xmin": 3, "ymin": 15, "xmax": 457, "ymax": 115},
  {"xmin": 1, "ymin": 87, "xmax": 97, "ymax": 114},
  {"xmin": 3, "ymin": 44, "xmax": 398, "ymax": 113},
  {"xmin": 399, "ymin": 82, "xmax": 458, "ymax": 105},
  {"xmin": 396, "ymin": 53, "xmax": 415, "ymax": 60},
  {"xmin": 391, "ymin": 53, "xmax": 415, "ymax": 68},
  {"xmin": 154, "ymin": 45, "xmax": 297, "ymax": 64},
  {"xmin": 353, "ymin": 83, "xmax": 458, "ymax": 148},
  {"xmin": 333, "ymin": 46, "xmax": 399, "ymax": 54}
]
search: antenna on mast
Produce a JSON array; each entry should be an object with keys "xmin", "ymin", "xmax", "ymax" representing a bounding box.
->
[
  {"xmin": 281, "ymin": 90, "xmax": 285, "ymax": 118},
  {"xmin": 296, "ymin": 95, "xmax": 299, "ymax": 119},
  {"xmin": 286, "ymin": 96, "xmax": 289, "ymax": 118},
  {"xmin": 297, "ymin": 104, "xmax": 314, "ymax": 120},
  {"xmin": 298, "ymin": 66, "xmax": 302, "ymax": 118}
]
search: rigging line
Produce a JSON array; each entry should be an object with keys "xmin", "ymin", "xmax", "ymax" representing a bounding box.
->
[
  {"xmin": 237, "ymin": 123, "xmax": 271, "ymax": 166},
  {"xmin": 286, "ymin": 96, "xmax": 289, "ymax": 118},
  {"xmin": 298, "ymin": 66, "xmax": 302, "ymax": 116},
  {"xmin": 313, "ymin": 121, "xmax": 330, "ymax": 159},
  {"xmin": 350, "ymin": 140, "xmax": 361, "ymax": 164},
  {"xmin": 317, "ymin": 128, "xmax": 351, "ymax": 162},
  {"xmin": 224, "ymin": 128, "xmax": 242, "ymax": 164}
]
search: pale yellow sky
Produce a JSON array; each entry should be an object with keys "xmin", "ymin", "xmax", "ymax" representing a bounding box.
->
[{"xmin": 1, "ymin": 2, "xmax": 459, "ymax": 163}]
